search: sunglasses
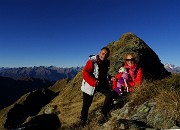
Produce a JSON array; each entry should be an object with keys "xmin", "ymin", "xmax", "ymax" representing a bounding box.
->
[{"xmin": 125, "ymin": 58, "xmax": 135, "ymax": 61}]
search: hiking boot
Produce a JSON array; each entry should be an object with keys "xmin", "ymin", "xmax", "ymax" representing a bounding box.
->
[
  {"xmin": 80, "ymin": 119, "xmax": 87, "ymax": 128},
  {"xmin": 98, "ymin": 112, "xmax": 110, "ymax": 125}
]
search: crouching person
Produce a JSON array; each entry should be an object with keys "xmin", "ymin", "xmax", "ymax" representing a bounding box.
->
[{"xmin": 111, "ymin": 52, "xmax": 143, "ymax": 109}]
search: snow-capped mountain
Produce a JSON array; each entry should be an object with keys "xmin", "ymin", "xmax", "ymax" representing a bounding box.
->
[{"xmin": 164, "ymin": 63, "xmax": 180, "ymax": 73}]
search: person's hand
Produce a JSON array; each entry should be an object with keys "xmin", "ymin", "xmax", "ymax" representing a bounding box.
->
[
  {"xmin": 122, "ymin": 73, "xmax": 129, "ymax": 80},
  {"xmin": 111, "ymin": 76, "xmax": 116, "ymax": 81}
]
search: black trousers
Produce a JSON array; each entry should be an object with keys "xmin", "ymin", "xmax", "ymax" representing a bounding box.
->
[{"xmin": 80, "ymin": 88, "xmax": 113, "ymax": 121}]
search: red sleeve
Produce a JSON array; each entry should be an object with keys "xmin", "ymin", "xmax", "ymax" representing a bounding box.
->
[
  {"xmin": 111, "ymin": 73, "xmax": 123, "ymax": 90},
  {"xmin": 111, "ymin": 81, "xmax": 117, "ymax": 90},
  {"xmin": 134, "ymin": 67, "xmax": 143, "ymax": 86},
  {"xmin": 82, "ymin": 60, "xmax": 97, "ymax": 87},
  {"xmin": 116, "ymin": 73, "xmax": 123, "ymax": 79},
  {"xmin": 128, "ymin": 67, "xmax": 143, "ymax": 88}
]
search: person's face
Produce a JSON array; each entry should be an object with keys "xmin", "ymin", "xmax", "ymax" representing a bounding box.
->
[
  {"xmin": 125, "ymin": 55, "xmax": 135, "ymax": 66},
  {"xmin": 99, "ymin": 49, "xmax": 109, "ymax": 61}
]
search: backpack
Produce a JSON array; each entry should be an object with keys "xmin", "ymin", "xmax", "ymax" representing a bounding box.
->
[{"xmin": 81, "ymin": 55, "xmax": 98, "ymax": 96}]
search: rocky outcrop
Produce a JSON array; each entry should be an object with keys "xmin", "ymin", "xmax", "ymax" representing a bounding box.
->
[
  {"xmin": 99, "ymin": 100, "xmax": 180, "ymax": 130},
  {"xmin": 4, "ymin": 88, "xmax": 59, "ymax": 130}
]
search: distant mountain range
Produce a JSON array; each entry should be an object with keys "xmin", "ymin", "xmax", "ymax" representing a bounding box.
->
[
  {"xmin": 164, "ymin": 63, "xmax": 180, "ymax": 73},
  {"xmin": 0, "ymin": 63, "xmax": 179, "ymax": 83},
  {"xmin": 0, "ymin": 66, "xmax": 83, "ymax": 109},
  {"xmin": 0, "ymin": 66, "xmax": 83, "ymax": 81}
]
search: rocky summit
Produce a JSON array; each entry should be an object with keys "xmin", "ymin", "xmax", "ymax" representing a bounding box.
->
[{"xmin": 107, "ymin": 32, "xmax": 170, "ymax": 79}]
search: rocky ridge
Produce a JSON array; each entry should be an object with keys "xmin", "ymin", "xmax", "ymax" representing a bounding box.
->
[{"xmin": 0, "ymin": 32, "xmax": 178, "ymax": 130}]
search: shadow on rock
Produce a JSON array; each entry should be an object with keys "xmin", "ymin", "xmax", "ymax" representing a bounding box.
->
[
  {"xmin": 8, "ymin": 114, "xmax": 61, "ymax": 130},
  {"xmin": 116, "ymin": 119, "xmax": 153, "ymax": 129},
  {"xmin": 4, "ymin": 88, "xmax": 59, "ymax": 129}
]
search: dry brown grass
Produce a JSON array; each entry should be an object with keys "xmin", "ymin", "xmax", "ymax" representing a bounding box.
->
[
  {"xmin": 49, "ymin": 78, "xmax": 70, "ymax": 93},
  {"xmin": 154, "ymin": 74, "xmax": 180, "ymax": 122},
  {"xmin": 155, "ymin": 90, "xmax": 180, "ymax": 121},
  {"xmin": 128, "ymin": 80, "xmax": 160, "ymax": 106},
  {"xmin": 56, "ymin": 93, "xmax": 105, "ymax": 129},
  {"xmin": 58, "ymin": 74, "xmax": 180, "ymax": 129},
  {"xmin": 128, "ymin": 74, "xmax": 180, "ymax": 121},
  {"xmin": 48, "ymin": 70, "xmax": 106, "ymax": 129},
  {"xmin": 1, "ymin": 72, "xmax": 179, "ymax": 130},
  {"xmin": 0, "ymin": 107, "xmax": 11, "ymax": 130}
]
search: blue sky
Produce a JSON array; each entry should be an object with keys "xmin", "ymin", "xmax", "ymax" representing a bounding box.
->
[{"xmin": 0, "ymin": 0, "xmax": 180, "ymax": 67}]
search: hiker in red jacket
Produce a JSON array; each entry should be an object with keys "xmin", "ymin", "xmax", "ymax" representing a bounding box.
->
[
  {"xmin": 80, "ymin": 47, "xmax": 113, "ymax": 127},
  {"xmin": 111, "ymin": 52, "xmax": 143, "ymax": 97}
]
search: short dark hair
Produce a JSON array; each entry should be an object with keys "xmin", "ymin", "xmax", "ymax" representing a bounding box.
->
[{"xmin": 101, "ymin": 47, "xmax": 110, "ymax": 55}]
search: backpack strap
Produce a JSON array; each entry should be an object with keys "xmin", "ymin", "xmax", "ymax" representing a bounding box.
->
[{"xmin": 89, "ymin": 55, "xmax": 99, "ymax": 79}]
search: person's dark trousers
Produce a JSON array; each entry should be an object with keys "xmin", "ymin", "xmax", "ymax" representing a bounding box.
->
[
  {"xmin": 80, "ymin": 89, "xmax": 113, "ymax": 123},
  {"xmin": 99, "ymin": 89, "xmax": 113, "ymax": 116},
  {"xmin": 80, "ymin": 92, "xmax": 94, "ymax": 122}
]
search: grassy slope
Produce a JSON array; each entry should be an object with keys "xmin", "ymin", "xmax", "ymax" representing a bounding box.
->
[{"xmin": 0, "ymin": 32, "xmax": 177, "ymax": 129}]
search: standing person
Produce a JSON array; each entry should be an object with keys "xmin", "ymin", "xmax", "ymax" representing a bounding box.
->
[
  {"xmin": 111, "ymin": 52, "xmax": 143, "ymax": 107},
  {"xmin": 80, "ymin": 47, "xmax": 113, "ymax": 127}
]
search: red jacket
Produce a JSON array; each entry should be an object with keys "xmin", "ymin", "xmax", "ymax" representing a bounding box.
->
[
  {"xmin": 83, "ymin": 55, "xmax": 110, "ymax": 88},
  {"xmin": 112, "ymin": 63, "xmax": 143, "ymax": 92}
]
